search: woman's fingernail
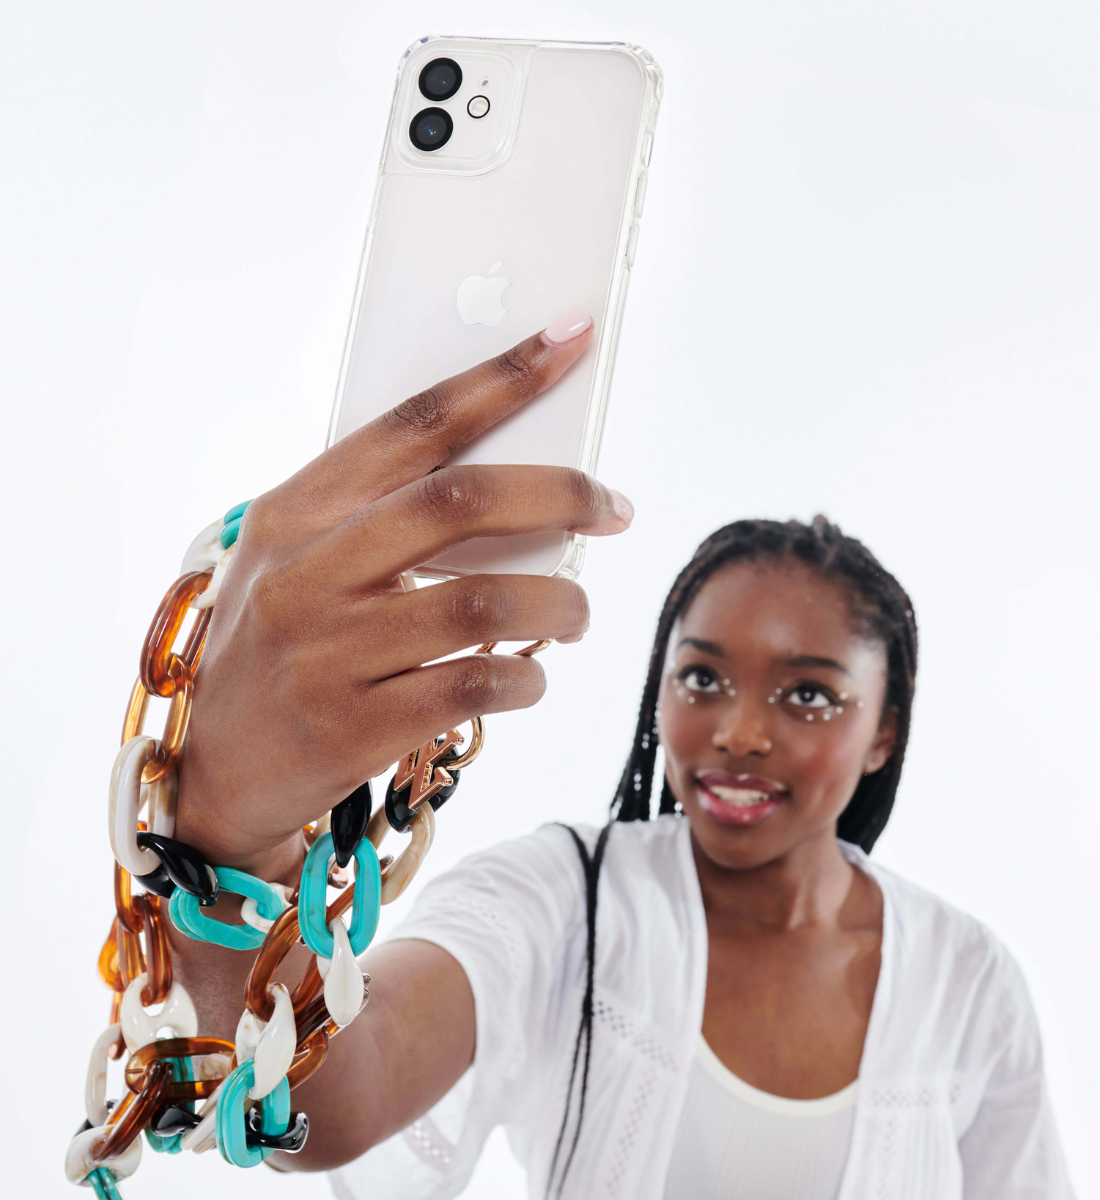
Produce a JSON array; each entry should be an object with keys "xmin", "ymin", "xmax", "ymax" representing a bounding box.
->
[
  {"xmin": 541, "ymin": 308, "xmax": 593, "ymax": 345},
  {"xmin": 608, "ymin": 489, "xmax": 634, "ymax": 525},
  {"xmin": 574, "ymin": 486, "xmax": 634, "ymax": 536}
]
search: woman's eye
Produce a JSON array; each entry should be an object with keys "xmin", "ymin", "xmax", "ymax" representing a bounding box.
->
[
  {"xmin": 682, "ymin": 667, "xmax": 721, "ymax": 693},
  {"xmin": 786, "ymin": 684, "xmax": 832, "ymax": 708}
]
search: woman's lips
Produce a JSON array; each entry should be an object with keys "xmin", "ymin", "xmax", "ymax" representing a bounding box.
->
[{"xmin": 695, "ymin": 772, "xmax": 788, "ymax": 828}]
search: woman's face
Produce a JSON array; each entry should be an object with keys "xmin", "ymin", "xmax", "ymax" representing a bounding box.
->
[{"xmin": 657, "ymin": 559, "xmax": 897, "ymax": 871}]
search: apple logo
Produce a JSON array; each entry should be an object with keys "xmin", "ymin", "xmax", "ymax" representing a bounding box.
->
[{"xmin": 456, "ymin": 261, "xmax": 510, "ymax": 327}]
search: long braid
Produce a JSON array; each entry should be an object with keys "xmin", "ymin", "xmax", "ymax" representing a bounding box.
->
[
  {"xmin": 545, "ymin": 824, "xmax": 611, "ymax": 1199},
  {"xmin": 551, "ymin": 516, "xmax": 918, "ymax": 1194}
]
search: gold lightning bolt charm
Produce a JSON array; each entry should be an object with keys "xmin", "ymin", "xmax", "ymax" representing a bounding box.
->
[{"xmin": 393, "ymin": 729, "xmax": 465, "ymax": 813}]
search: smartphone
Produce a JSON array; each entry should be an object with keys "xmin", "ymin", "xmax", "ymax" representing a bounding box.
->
[{"xmin": 327, "ymin": 36, "xmax": 662, "ymax": 579}]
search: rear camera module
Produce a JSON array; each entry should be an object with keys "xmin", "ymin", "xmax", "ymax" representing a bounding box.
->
[
  {"xmin": 418, "ymin": 57, "xmax": 462, "ymax": 102},
  {"xmin": 409, "ymin": 107, "xmax": 454, "ymax": 152}
]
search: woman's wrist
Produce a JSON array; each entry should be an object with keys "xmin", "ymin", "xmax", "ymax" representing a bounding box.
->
[{"xmin": 173, "ymin": 795, "xmax": 308, "ymax": 887}]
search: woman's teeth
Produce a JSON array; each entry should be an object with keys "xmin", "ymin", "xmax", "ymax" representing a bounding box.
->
[{"xmin": 706, "ymin": 785, "xmax": 773, "ymax": 808}]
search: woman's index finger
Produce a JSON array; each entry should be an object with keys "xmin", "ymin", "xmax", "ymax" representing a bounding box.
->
[{"xmin": 275, "ymin": 311, "xmax": 595, "ymax": 527}]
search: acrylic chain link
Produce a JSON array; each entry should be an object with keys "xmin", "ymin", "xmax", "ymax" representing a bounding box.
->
[{"xmin": 67, "ymin": 501, "xmax": 531, "ymax": 1195}]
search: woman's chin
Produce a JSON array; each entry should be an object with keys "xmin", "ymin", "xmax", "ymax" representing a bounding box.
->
[{"xmin": 683, "ymin": 801, "xmax": 789, "ymax": 870}]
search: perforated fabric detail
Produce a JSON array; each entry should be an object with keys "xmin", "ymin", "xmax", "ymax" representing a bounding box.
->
[
  {"xmin": 594, "ymin": 991, "xmax": 680, "ymax": 1075},
  {"xmin": 440, "ymin": 892, "xmax": 525, "ymax": 966},
  {"xmin": 603, "ymin": 1064, "xmax": 659, "ymax": 1199},
  {"xmin": 402, "ymin": 1115, "xmax": 454, "ymax": 1170},
  {"xmin": 430, "ymin": 891, "xmax": 528, "ymax": 1071},
  {"xmin": 875, "ymin": 1111, "xmax": 899, "ymax": 1200},
  {"xmin": 590, "ymin": 990, "xmax": 682, "ymax": 1199},
  {"xmin": 867, "ymin": 1085, "xmax": 946, "ymax": 1108}
]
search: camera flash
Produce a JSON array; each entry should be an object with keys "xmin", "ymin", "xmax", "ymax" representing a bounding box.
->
[{"xmin": 467, "ymin": 95, "xmax": 490, "ymax": 119}]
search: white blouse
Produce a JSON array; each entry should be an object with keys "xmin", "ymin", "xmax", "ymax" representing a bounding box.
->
[
  {"xmin": 662, "ymin": 1038, "xmax": 857, "ymax": 1200},
  {"xmin": 330, "ymin": 815, "xmax": 1075, "ymax": 1200}
]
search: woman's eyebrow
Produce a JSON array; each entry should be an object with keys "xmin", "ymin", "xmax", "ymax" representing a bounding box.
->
[
  {"xmin": 676, "ymin": 636, "xmax": 724, "ymax": 656},
  {"xmin": 785, "ymin": 653, "xmax": 852, "ymax": 677}
]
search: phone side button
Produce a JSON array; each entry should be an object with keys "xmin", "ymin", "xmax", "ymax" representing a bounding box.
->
[
  {"xmin": 634, "ymin": 171, "xmax": 648, "ymax": 218},
  {"xmin": 641, "ymin": 130, "xmax": 654, "ymax": 167},
  {"xmin": 625, "ymin": 223, "xmax": 640, "ymax": 269}
]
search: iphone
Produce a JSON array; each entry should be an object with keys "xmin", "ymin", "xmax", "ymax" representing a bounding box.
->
[{"xmin": 328, "ymin": 36, "xmax": 662, "ymax": 578}]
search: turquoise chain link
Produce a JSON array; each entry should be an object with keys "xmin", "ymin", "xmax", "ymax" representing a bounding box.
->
[
  {"xmin": 218, "ymin": 499, "xmax": 253, "ymax": 550},
  {"xmin": 169, "ymin": 867, "xmax": 286, "ymax": 951},
  {"xmin": 86, "ymin": 1168, "xmax": 123, "ymax": 1199},
  {"xmin": 297, "ymin": 831, "xmax": 381, "ymax": 958},
  {"xmin": 215, "ymin": 1060, "xmax": 290, "ymax": 1167}
]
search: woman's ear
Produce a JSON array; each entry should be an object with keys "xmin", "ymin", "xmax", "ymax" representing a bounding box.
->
[{"xmin": 863, "ymin": 707, "xmax": 898, "ymax": 775}]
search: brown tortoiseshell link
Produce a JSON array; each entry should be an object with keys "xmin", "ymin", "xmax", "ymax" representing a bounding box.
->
[
  {"xmin": 136, "ymin": 893, "xmax": 173, "ymax": 1006},
  {"xmin": 294, "ymin": 976, "xmax": 368, "ymax": 1049},
  {"xmin": 245, "ymin": 906, "xmax": 303, "ymax": 1022},
  {"xmin": 327, "ymin": 879, "xmax": 356, "ymax": 925},
  {"xmin": 180, "ymin": 605, "xmax": 211, "ymax": 673},
  {"xmin": 293, "ymin": 993, "xmax": 332, "ymax": 1048},
  {"xmin": 290, "ymin": 956, "xmax": 323, "ymax": 1019},
  {"xmin": 117, "ymin": 919, "xmax": 146, "ymax": 989},
  {"xmin": 286, "ymin": 1028, "xmax": 329, "ymax": 1091},
  {"xmin": 121, "ymin": 678, "xmax": 151, "ymax": 746},
  {"xmin": 113, "ymin": 862, "xmax": 143, "ymax": 935},
  {"xmin": 98, "ymin": 919, "xmax": 123, "ymax": 993},
  {"xmin": 141, "ymin": 666, "xmax": 193, "ymax": 785},
  {"xmin": 289, "ymin": 878, "xmax": 362, "ymax": 1018},
  {"xmin": 140, "ymin": 572, "xmax": 211, "ymax": 698},
  {"xmin": 107, "ymin": 992, "xmax": 126, "ymax": 1060},
  {"xmin": 124, "ymin": 1037, "xmax": 233, "ymax": 1100},
  {"xmin": 93, "ymin": 1059, "xmax": 171, "ymax": 1160}
]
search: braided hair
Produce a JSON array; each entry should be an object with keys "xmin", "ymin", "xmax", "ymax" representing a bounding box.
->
[
  {"xmin": 615, "ymin": 515, "xmax": 918, "ymax": 845},
  {"xmin": 547, "ymin": 516, "xmax": 918, "ymax": 1197}
]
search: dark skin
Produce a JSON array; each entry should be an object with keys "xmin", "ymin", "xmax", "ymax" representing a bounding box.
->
[
  {"xmin": 659, "ymin": 561, "xmax": 897, "ymax": 1098},
  {"xmin": 167, "ymin": 323, "xmax": 898, "ymax": 1168}
]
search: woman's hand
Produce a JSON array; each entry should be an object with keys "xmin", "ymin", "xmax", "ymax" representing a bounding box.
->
[{"xmin": 174, "ymin": 314, "xmax": 630, "ymax": 874}]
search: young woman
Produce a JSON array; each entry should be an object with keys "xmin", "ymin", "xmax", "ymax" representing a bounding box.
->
[{"xmin": 171, "ymin": 312, "xmax": 1073, "ymax": 1199}]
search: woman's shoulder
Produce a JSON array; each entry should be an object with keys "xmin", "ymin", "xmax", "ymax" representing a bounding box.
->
[
  {"xmin": 844, "ymin": 842, "xmax": 1036, "ymax": 1022},
  {"xmin": 401, "ymin": 814, "xmax": 692, "ymax": 941},
  {"xmin": 422, "ymin": 812, "xmax": 687, "ymax": 898}
]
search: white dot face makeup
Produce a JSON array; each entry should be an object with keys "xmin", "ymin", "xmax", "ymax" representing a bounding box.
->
[{"xmin": 665, "ymin": 664, "xmax": 858, "ymax": 727}]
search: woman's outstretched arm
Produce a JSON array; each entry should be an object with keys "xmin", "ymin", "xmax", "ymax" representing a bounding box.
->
[
  {"xmin": 165, "ymin": 312, "xmax": 631, "ymax": 1170},
  {"xmin": 167, "ymin": 922, "xmax": 475, "ymax": 1170}
]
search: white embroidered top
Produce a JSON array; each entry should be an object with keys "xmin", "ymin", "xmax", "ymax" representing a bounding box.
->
[
  {"xmin": 330, "ymin": 815, "xmax": 1075, "ymax": 1200},
  {"xmin": 662, "ymin": 1038, "xmax": 857, "ymax": 1200}
]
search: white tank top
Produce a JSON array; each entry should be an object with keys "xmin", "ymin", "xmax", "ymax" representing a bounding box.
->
[{"xmin": 662, "ymin": 1038, "xmax": 857, "ymax": 1200}]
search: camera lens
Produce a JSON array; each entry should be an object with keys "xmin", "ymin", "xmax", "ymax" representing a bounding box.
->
[
  {"xmin": 418, "ymin": 57, "xmax": 462, "ymax": 102},
  {"xmin": 409, "ymin": 107, "xmax": 454, "ymax": 152}
]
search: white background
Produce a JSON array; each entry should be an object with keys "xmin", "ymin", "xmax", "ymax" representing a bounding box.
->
[{"xmin": 2, "ymin": 1, "xmax": 1097, "ymax": 1197}]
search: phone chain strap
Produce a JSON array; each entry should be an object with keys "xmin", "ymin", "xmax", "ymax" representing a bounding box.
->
[{"xmin": 66, "ymin": 500, "xmax": 547, "ymax": 1194}]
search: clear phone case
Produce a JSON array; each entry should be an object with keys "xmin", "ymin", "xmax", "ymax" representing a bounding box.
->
[{"xmin": 328, "ymin": 36, "xmax": 662, "ymax": 578}]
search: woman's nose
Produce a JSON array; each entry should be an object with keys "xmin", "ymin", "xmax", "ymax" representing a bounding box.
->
[{"xmin": 712, "ymin": 698, "xmax": 773, "ymax": 757}]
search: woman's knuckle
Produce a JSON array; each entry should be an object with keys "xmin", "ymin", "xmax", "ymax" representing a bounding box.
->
[
  {"xmin": 561, "ymin": 580, "xmax": 591, "ymax": 628},
  {"xmin": 419, "ymin": 467, "xmax": 483, "ymax": 523},
  {"xmin": 492, "ymin": 345, "xmax": 540, "ymax": 388},
  {"xmin": 451, "ymin": 657, "xmax": 502, "ymax": 710},
  {"xmin": 248, "ymin": 568, "xmax": 286, "ymax": 627},
  {"xmin": 238, "ymin": 493, "xmax": 280, "ymax": 547},
  {"xmin": 388, "ymin": 385, "xmax": 449, "ymax": 434},
  {"xmin": 564, "ymin": 469, "xmax": 600, "ymax": 516},
  {"xmin": 247, "ymin": 560, "xmax": 314, "ymax": 637},
  {"xmin": 451, "ymin": 579, "xmax": 504, "ymax": 640}
]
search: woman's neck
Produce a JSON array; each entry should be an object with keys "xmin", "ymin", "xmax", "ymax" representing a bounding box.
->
[{"xmin": 691, "ymin": 825, "xmax": 857, "ymax": 933}]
